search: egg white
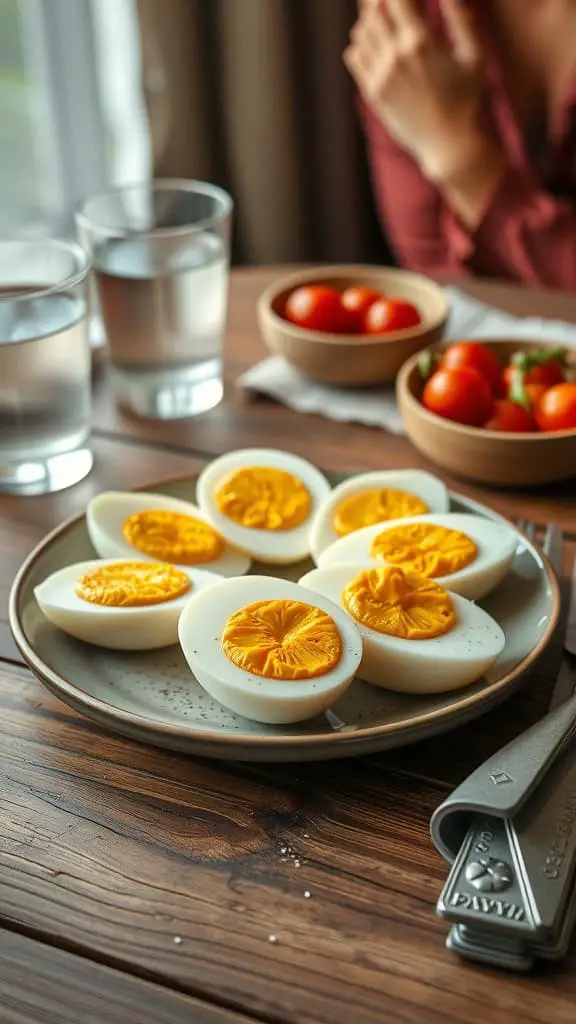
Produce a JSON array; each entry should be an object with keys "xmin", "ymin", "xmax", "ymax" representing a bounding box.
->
[
  {"xmin": 34, "ymin": 559, "xmax": 222, "ymax": 650},
  {"xmin": 310, "ymin": 469, "xmax": 449, "ymax": 561},
  {"xmin": 86, "ymin": 491, "xmax": 251, "ymax": 577},
  {"xmin": 299, "ymin": 564, "xmax": 505, "ymax": 694},
  {"xmin": 317, "ymin": 512, "xmax": 518, "ymax": 601},
  {"xmin": 178, "ymin": 575, "xmax": 363, "ymax": 724},
  {"xmin": 196, "ymin": 448, "xmax": 332, "ymax": 565}
]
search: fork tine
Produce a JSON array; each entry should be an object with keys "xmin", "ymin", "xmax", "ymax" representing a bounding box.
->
[
  {"xmin": 542, "ymin": 523, "xmax": 563, "ymax": 574},
  {"xmin": 518, "ymin": 519, "xmax": 536, "ymax": 543},
  {"xmin": 541, "ymin": 524, "xmax": 571, "ymax": 710}
]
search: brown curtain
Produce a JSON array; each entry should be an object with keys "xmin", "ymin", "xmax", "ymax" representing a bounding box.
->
[{"xmin": 137, "ymin": 0, "xmax": 390, "ymax": 265}]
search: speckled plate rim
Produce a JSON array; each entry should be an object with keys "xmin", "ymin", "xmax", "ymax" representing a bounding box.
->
[{"xmin": 9, "ymin": 477, "xmax": 560, "ymax": 757}]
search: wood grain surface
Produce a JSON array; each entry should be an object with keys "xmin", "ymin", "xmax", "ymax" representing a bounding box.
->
[
  {"xmin": 0, "ymin": 930, "xmax": 260, "ymax": 1024},
  {"xmin": 2, "ymin": 267, "xmax": 576, "ymax": 1024},
  {"xmin": 1, "ymin": 657, "xmax": 576, "ymax": 1024}
]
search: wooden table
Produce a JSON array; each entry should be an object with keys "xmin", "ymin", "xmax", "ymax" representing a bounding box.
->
[{"xmin": 1, "ymin": 267, "xmax": 575, "ymax": 1024}]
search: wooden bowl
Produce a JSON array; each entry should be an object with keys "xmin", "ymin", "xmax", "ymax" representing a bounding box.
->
[
  {"xmin": 257, "ymin": 265, "xmax": 448, "ymax": 386},
  {"xmin": 397, "ymin": 338, "xmax": 576, "ymax": 486}
]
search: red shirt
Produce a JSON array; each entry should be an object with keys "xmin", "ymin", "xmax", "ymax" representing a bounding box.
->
[{"xmin": 360, "ymin": 0, "xmax": 576, "ymax": 288}]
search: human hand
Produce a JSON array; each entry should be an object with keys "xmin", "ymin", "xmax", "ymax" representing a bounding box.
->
[{"xmin": 344, "ymin": 0, "xmax": 486, "ymax": 182}]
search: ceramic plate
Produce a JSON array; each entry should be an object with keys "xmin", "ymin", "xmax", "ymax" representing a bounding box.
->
[{"xmin": 10, "ymin": 474, "xmax": 559, "ymax": 762}]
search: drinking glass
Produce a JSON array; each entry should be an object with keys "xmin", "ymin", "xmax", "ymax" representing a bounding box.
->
[
  {"xmin": 76, "ymin": 179, "xmax": 233, "ymax": 419},
  {"xmin": 0, "ymin": 239, "xmax": 92, "ymax": 496}
]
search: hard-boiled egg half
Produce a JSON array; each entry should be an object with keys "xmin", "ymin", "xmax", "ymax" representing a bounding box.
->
[
  {"xmin": 299, "ymin": 564, "xmax": 505, "ymax": 694},
  {"xmin": 35, "ymin": 559, "xmax": 221, "ymax": 650},
  {"xmin": 317, "ymin": 513, "xmax": 517, "ymax": 601},
  {"xmin": 87, "ymin": 491, "xmax": 251, "ymax": 577},
  {"xmin": 196, "ymin": 449, "xmax": 331, "ymax": 565},
  {"xmin": 310, "ymin": 469, "xmax": 449, "ymax": 561},
  {"xmin": 178, "ymin": 575, "xmax": 363, "ymax": 723}
]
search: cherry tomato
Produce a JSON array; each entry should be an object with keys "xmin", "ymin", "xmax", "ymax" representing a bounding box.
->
[
  {"xmin": 525, "ymin": 359, "xmax": 565, "ymax": 389},
  {"xmin": 502, "ymin": 365, "xmax": 549, "ymax": 410},
  {"xmin": 340, "ymin": 286, "xmax": 384, "ymax": 331},
  {"xmin": 524, "ymin": 382, "xmax": 548, "ymax": 406},
  {"xmin": 285, "ymin": 285, "xmax": 352, "ymax": 333},
  {"xmin": 503, "ymin": 359, "xmax": 564, "ymax": 394},
  {"xmin": 484, "ymin": 399, "xmax": 536, "ymax": 433},
  {"xmin": 422, "ymin": 367, "xmax": 493, "ymax": 427},
  {"xmin": 440, "ymin": 341, "xmax": 502, "ymax": 394},
  {"xmin": 534, "ymin": 383, "xmax": 576, "ymax": 432},
  {"xmin": 364, "ymin": 298, "xmax": 421, "ymax": 333}
]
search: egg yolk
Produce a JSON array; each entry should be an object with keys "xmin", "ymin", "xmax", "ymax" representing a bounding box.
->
[
  {"xmin": 222, "ymin": 598, "xmax": 342, "ymax": 679},
  {"xmin": 75, "ymin": 562, "xmax": 191, "ymax": 607},
  {"xmin": 215, "ymin": 467, "xmax": 311, "ymax": 531},
  {"xmin": 333, "ymin": 488, "xmax": 428, "ymax": 537},
  {"xmin": 342, "ymin": 566, "xmax": 455, "ymax": 640},
  {"xmin": 123, "ymin": 509, "xmax": 224, "ymax": 565},
  {"xmin": 370, "ymin": 522, "xmax": 477, "ymax": 577}
]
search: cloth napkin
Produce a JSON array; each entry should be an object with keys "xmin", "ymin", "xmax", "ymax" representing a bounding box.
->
[{"xmin": 238, "ymin": 286, "xmax": 576, "ymax": 434}]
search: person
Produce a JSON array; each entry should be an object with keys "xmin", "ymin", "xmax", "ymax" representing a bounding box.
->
[{"xmin": 344, "ymin": 0, "xmax": 576, "ymax": 288}]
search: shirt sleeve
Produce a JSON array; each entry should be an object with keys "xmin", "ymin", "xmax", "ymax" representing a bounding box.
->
[
  {"xmin": 361, "ymin": 103, "xmax": 467, "ymax": 278},
  {"xmin": 445, "ymin": 166, "xmax": 576, "ymax": 289},
  {"xmin": 362, "ymin": 102, "xmax": 576, "ymax": 289}
]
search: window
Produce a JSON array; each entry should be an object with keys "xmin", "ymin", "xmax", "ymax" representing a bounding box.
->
[{"xmin": 0, "ymin": 0, "xmax": 150, "ymax": 237}]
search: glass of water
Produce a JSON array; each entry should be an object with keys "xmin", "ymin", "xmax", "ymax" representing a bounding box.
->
[
  {"xmin": 76, "ymin": 179, "xmax": 233, "ymax": 419},
  {"xmin": 0, "ymin": 239, "xmax": 92, "ymax": 496}
]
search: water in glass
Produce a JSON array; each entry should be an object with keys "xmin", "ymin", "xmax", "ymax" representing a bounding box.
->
[
  {"xmin": 0, "ymin": 286, "xmax": 92, "ymax": 494},
  {"xmin": 94, "ymin": 232, "xmax": 228, "ymax": 418}
]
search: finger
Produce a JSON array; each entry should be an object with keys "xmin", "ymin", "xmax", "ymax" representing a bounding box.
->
[
  {"xmin": 350, "ymin": 20, "xmax": 380, "ymax": 59},
  {"xmin": 440, "ymin": 0, "xmax": 481, "ymax": 67},
  {"xmin": 351, "ymin": 6, "xmax": 393, "ymax": 56},
  {"xmin": 385, "ymin": 0, "xmax": 428, "ymax": 53},
  {"xmin": 343, "ymin": 44, "xmax": 373, "ymax": 88},
  {"xmin": 359, "ymin": 0, "xmax": 391, "ymax": 17},
  {"xmin": 364, "ymin": 4, "xmax": 395, "ymax": 46},
  {"xmin": 385, "ymin": 0, "xmax": 425, "ymax": 33}
]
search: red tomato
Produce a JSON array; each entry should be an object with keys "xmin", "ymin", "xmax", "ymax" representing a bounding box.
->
[
  {"xmin": 503, "ymin": 359, "xmax": 564, "ymax": 394},
  {"xmin": 524, "ymin": 382, "xmax": 548, "ymax": 406},
  {"xmin": 440, "ymin": 341, "xmax": 502, "ymax": 394},
  {"xmin": 502, "ymin": 365, "xmax": 548, "ymax": 408},
  {"xmin": 484, "ymin": 399, "xmax": 536, "ymax": 432},
  {"xmin": 525, "ymin": 359, "xmax": 565, "ymax": 389},
  {"xmin": 340, "ymin": 286, "xmax": 384, "ymax": 331},
  {"xmin": 534, "ymin": 383, "xmax": 576, "ymax": 432},
  {"xmin": 422, "ymin": 367, "xmax": 493, "ymax": 427},
  {"xmin": 285, "ymin": 285, "xmax": 352, "ymax": 333},
  {"xmin": 364, "ymin": 298, "xmax": 421, "ymax": 333}
]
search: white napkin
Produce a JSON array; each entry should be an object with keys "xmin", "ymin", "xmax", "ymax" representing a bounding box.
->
[{"xmin": 238, "ymin": 286, "xmax": 576, "ymax": 434}]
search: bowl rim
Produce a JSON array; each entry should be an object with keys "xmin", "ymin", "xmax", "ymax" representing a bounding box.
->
[
  {"xmin": 397, "ymin": 342, "xmax": 576, "ymax": 441},
  {"xmin": 257, "ymin": 263, "xmax": 450, "ymax": 346}
]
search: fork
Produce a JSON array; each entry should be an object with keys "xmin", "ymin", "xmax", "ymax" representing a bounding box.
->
[{"xmin": 516, "ymin": 518, "xmax": 574, "ymax": 709}]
